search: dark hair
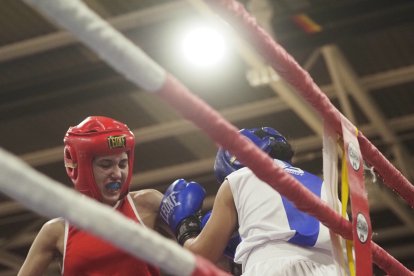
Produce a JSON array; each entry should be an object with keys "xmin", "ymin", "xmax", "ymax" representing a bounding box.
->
[
  {"xmin": 269, "ymin": 141, "xmax": 294, "ymax": 163},
  {"xmin": 253, "ymin": 128, "xmax": 294, "ymax": 163}
]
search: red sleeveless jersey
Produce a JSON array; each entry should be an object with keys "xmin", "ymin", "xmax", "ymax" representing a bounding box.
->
[{"xmin": 63, "ymin": 195, "xmax": 160, "ymax": 276}]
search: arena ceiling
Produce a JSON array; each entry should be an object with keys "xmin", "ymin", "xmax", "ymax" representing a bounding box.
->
[{"xmin": 0, "ymin": 0, "xmax": 413, "ymax": 275}]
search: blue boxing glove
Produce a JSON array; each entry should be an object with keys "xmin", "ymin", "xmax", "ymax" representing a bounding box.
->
[
  {"xmin": 201, "ymin": 210, "xmax": 241, "ymax": 260},
  {"xmin": 160, "ymin": 179, "xmax": 206, "ymax": 245}
]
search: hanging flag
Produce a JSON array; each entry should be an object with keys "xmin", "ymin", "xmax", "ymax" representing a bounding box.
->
[{"xmin": 292, "ymin": 13, "xmax": 322, "ymax": 34}]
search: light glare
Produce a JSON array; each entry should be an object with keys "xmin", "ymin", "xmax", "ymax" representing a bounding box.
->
[{"xmin": 182, "ymin": 27, "xmax": 226, "ymax": 67}]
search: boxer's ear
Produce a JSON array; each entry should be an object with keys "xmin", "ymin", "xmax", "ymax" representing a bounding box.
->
[{"xmin": 64, "ymin": 145, "xmax": 78, "ymax": 181}]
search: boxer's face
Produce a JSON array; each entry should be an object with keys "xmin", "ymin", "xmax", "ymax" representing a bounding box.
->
[{"xmin": 92, "ymin": 152, "xmax": 129, "ymax": 205}]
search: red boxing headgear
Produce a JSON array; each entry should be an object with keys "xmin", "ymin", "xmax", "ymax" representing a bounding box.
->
[{"xmin": 63, "ymin": 116, "xmax": 135, "ymax": 201}]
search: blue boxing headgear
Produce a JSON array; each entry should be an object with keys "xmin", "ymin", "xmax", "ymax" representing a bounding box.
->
[{"xmin": 214, "ymin": 127, "xmax": 289, "ymax": 183}]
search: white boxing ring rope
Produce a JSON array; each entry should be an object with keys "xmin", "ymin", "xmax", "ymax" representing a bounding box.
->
[
  {"xmin": 0, "ymin": 148, "xmax": 201, "ymax": 276},
  {"xmin": 9, "ymin": 0, "xmax": 412, "ymax": 275},
  {"xmin": 7, "ymin": 1, "xmax": 228, "ymax": 275}
]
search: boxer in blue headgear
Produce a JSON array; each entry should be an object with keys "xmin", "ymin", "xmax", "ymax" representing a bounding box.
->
[
  {"xmin": 160, "ymin": 127, "xmax": 338, "ymax": 276},
  {"xmin": 214, "ymin": 127, "xmax": 293, "ymax": 184}
]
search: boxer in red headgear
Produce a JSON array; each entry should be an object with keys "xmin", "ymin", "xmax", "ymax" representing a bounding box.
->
[
  {"xmin": 63, "ymin": 116, "xmax": 135, "ymax": 202},
  {"xmin": 19, "ymin": 116, "xmax": 171, "ymax": 276}
]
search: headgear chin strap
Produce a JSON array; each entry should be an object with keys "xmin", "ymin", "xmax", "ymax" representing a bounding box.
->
[
  {"xmin": 214, "ymin": 127, "xmax": 287, "ymax": 183},
  {"xmin": 63, "ymin": 116, "xmax": 135, "ymax": 201}
]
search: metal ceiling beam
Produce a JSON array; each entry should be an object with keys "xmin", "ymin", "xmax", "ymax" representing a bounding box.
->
[
  {"xmin": 13, "ymin": 0, "xmax": 414, "ymax": 166},
  {"xmin": 5, "ymin": 62, "xmax": 413, "ymax": 160},
  {"xmin": 5, "ymin": 0, "xmax": 414, "ymax": 72},
  {"xmin": 322, "ymin": 46, "xmax": 356, "ymax": 124},
  {"xmin": 0, "ymin": 219, "xmax": 44, "ymax": 250},
  {"xmin": 1, "ymin": 232, "xmax": 37, "ymax": 250},
  {"xmin": 0, "ymin": 0, "xmax": 189, "ymax": 63},
  {"xmin": 386, "ymin": 244, "xmax": 414, "ymax": 260},
  {"xmin": 359, "ymin": 65, "xmax": 414, "ymax": 90},
  {"xmin": 0, "ymin": 262, "xmax": 61, "ymax": 276},
  {"xmin": 0, "ymin": 270, "xmax": 17, "ymax": 276},
  {"xmin": 0, "ymin": 201, "xmax": 26, "ymax": 216},
  {"xmin": 18, "ymin": 61, "xmax": 414, "ymax": 166},
  {"xmin": 322, "ymin": 45, "xmax": 414, "ymax": 238},
  {"xmin": 0, "ymin": 251, "xmax": 24, "ymax": 270},
  {"xmin": 372, "ymin": 225, "xmax": 413, "ymax": 243},
  {"xmin": 247, "ymin": 0, "xmax": 275, "ymax": 38},
  {"xmin": 329, "ymin": 45, "xmax": 414, "ymax": 181},
  {"xmin": 130, "ymin": 113, "xmax": 414, "ymax": 188},
  {"xmin": 20, "ymin": 96, "xmax": 287, "ymax": 166},
  {"xmin": 0, "ymin": 219, "xmax": 45, "ymax": 272},
  {"xmin": 128, "ymin": 92, "xmax": 215, "ymax": 160},
  {"xmin": 373, "ymin": 185, "xmax": 414, "ymax": 234},
  {"xmin": 4, "ymin": 113, "xmax": 414, "ymax": 216}
]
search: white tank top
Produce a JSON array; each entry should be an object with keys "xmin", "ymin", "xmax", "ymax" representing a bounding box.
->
[{"xmin": 227, "ymin": 159, "xmax": 335, "ymax": 267}]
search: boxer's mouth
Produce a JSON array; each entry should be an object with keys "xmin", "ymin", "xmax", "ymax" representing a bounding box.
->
[{"xmin": 105, "ymin": 182, "xmax": 121, "ymax": 192}]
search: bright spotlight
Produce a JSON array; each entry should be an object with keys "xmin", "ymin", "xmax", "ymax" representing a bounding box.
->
[{"xmin": 181, "ymin": 26, "xmax": 226, "ymax": 67}]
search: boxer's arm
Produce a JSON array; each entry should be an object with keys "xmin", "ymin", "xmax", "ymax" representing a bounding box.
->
[
  {"xmin": 201, "ymin": 211, "xmax": 240, "ymax": 260},
  {"xmin": 18, "ymin": 219, "xmax": 63, "ymax": 276},
  {"xmin": 183, "ymin": 180, "xmax": 237, "ymax": 263},
  {"xmin": 131, "ymin": 189, "xmax": 175, "ymax": 239}
]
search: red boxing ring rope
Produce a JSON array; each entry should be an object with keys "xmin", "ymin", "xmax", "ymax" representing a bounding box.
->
[
  {"xmin": 158, "ymin": 74, "xmax": 411, "ymax": 276},
  {"xmin": 156, "ymin": 3, "xmax": 412, "ymax": 276},
  {"xmin": 160, "ymin": 74, "xmax": 354, "ymax": 241},
  {"xmin": 204, "ymin": 0, "xmax": 414, "ymax": 209},
  {"xmin": 21, "ymin": 0, "xmax": 413, "ymax": 274}
]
